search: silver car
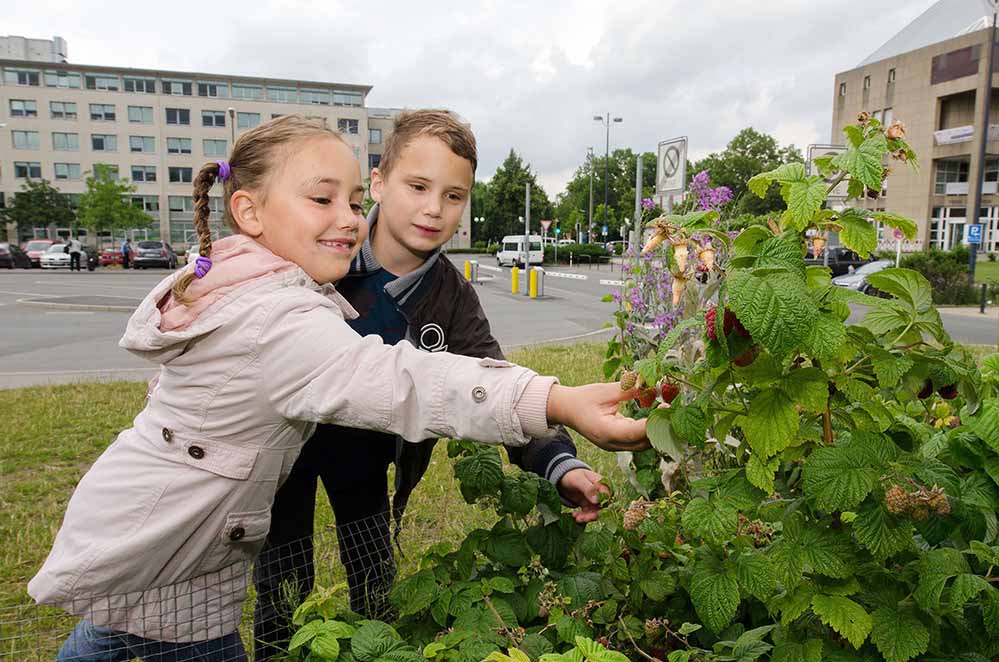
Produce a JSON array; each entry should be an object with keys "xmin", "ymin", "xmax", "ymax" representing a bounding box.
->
[{"xmin": 831, "ymin": 259, "xmax": 892, "ymax": 293}]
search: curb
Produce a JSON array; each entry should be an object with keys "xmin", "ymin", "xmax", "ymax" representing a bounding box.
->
[{"xmin": 16, "ymin": 297, "xmax": 138, "ymax": 312}]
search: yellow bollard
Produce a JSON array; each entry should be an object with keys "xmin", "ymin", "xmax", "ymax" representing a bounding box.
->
[
  {"xmin": 529, "ymin": 268, "xmax": 538, "ymax": 298},
  {"xmin": 511, "ymin": 266, "xmax": 519, "ymax": 293},
  {"xmin": 464, "ymin": 260, "xmax": 471, "ymax": 281}
]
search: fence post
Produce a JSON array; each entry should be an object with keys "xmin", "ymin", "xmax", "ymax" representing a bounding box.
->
[{"xmin": 981, "ymin": 282, "xmax": 988, "ymax": 314}]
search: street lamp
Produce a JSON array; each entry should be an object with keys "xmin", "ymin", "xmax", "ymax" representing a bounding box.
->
[
  {"xmin": 593, "ymin": 114, "xmax": 623, "ymax": 242},
  {"xmin": 587, "ymin": 147, "xmax": 594, "ymax": 244},
  {"xmin": 227, "ymin": 107, "xmax": 236, "ymax": 146}
]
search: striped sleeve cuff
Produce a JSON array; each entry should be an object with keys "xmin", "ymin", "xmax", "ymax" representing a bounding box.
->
[{"xmin": 514, "ymin": 376, "xmax": 558, "ymax": 439}]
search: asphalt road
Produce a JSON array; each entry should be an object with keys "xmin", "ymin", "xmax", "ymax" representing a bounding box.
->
[{"xmin": 1, "ymin": 257, "xmax": 996, "ymax": 389}]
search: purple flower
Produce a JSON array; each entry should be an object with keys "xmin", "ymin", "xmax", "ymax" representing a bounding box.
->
[{"xmin": 641, "ymin": 197, "xmax": 656, "ymax": 211}]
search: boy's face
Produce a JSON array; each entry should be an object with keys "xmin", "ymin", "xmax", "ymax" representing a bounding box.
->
[{"xmin": 370, "ymin": 135, "xmax": 473, "ymax": 259}]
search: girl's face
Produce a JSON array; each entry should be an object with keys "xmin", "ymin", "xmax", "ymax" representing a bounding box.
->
[{"xmin": 237, "ymin": 136, "xmax": 368, "ymax": 284}]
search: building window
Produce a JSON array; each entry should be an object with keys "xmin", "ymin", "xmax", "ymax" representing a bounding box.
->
[
  {"xmin": 131, "ymin": 195, "xmax": 160, "ymax": 212},
  {"xmin": 91, "ymin": 134, "xmax": 118, "ymax": 152},
  {"xmin": 863, "ymin": 75, "xmax": 871, "ymax": 90},
  {"xmin": 231, "ymin": 84, "xmax": 264, "ymax": 100},
  {"xmin": 53, "ymin": 132, "xmax": 79, "ymax": 151},
  {"xmin": 169, "ymin": 167, "xmax": 193, "ymax": 183},
  {"xmin": 369, "ymin": 153, "xmax": 381, "ymax": 170},
  {"xmin": 54, "ymin": 163, "xmax": 82, "ymax": 181},
  {"xmin": 85, "ymin": 74, "xmax": 120, "ymax": 91},
  {"xmin": 337, "ymin": 118, "xmax": 360, "ymax": 134},
  {"xmin": 883, "ymin": 107, "xmax": 893, "ymax": 126},
  {"xmin": 935, "ymin": 160, "xmax": 969, "ymax": 195},
  {"xmin": 203, "ymin": 139, "xmax": 228, "ymax": 156},
  {"xmin": 202, "ymin": 110, "xmax": 226, "ymax": 127},
  {"xmin": 123, "ymin": 77, "xmax": 156, "ymax": 93},
  {"xmin": 50, "ymin": 101, "xmax": 77, "ymax": 119},
  {"xmin": 128, "ymin": 106, "xmax": 154, "ymax": 123},
  {"xmin": 44, "ymin": 70, "xmax": 81, "ymax": 88},
  {"xmin": 14, "ymin": 161, "xmax": 42, "ymax": 178},
  {"xmin": 5, "ymin": 68, "xmax": 41, "ymax": 86},
  {"xmin": 368, "ymin": 128, "xmax": 382, "ymax": 144},
  {"xmin": 197, "ymin": 81, "xmax": 229, "ymax": 98},
  {"xmin": 9, "ymin": 99, "xmax": 38, "ymax": 117},
  {"xmin": 94, "ymin": 164, "xmax": 120, "ymax": 180},
  {"xmin": 267, "ymin": 86, "xmax": 298, "ymax": 103},
  {"xmin": 89, "ymin": 103, "xmax": 116, "ymax": 121},
  {"xmin": 165, "ymin": 108, "xmax": 191, "ymax": 125},
  {"xmin": 162, "ymin": 79, "xmax": 193, "ymax": 96},
  {"xmin": 237, "ymin": 112, "xmax": 261, "ymax": 129},
  {"xmin": 168, "ymin": 196, "xmax": 195, "ymax": 212},
  {"xmin": 300, "ymin": 88, "xmax": 331, "ymax": 105},
  {"xmin": 888, "ymin": 68, "xmax": 896, "ymax": 84},
  {"xmin": 985, "ymin": 158, "xmax": 999, "ymax": 183},
  {"xmin": 131, "ymin": 165, "xmax": 157, "ymax": 182},
  {"xmin": 839, "ymin": 82, "xmax": 846, "ymax": 97},
  {"xmin": 333, "ymin": 90, "xmax": 363, "ymax": 107},
  {"xmin": 129, "ymin": 136, "xmax": 155, "ymax": 153},
  {"xmin": 166, "ymin": 137, "xmax": 193, "ymax": 154},
  {"xmin": 12, "ymin": 131, "xmax": 40, "ymax": 150}
]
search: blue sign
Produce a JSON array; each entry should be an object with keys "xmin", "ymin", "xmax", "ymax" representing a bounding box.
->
[
  {"xmin": 602, "ymin": 225, "xmax": 608, "ymax": 236},
  {"xmin": 968, "ymin": 223, "xmax": 983, "ymax": 245}
]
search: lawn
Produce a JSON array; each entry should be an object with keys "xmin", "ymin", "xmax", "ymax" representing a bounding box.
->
[
  {"xmin": 976, "ymin": 259, "xmax": 999, "ymax": 284},
  {"xmin": 0, "ymin": 343, "xmax": 618, "ymax": 660}
]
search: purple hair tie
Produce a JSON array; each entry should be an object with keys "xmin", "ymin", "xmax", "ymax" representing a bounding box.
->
[
  {"xmin": 216, "ymin": 160, "xmax": 231, "ymax": 182},
  {"xmin": 194, "ymin": 256, "xmax": 213, "ymax": 279}
]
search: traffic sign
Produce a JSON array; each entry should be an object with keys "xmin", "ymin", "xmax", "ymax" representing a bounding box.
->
[
  {"xmin": 540, "ymin": 219, "xmax": 552, "ymax": 232},
  {"xmin": 656, "ymin": 137, "xmax": 687, "ymax": 195},
  {"xmin": 602, "ymin": 225, "xmax": 608, "ymax": 236},
  {"xmin": 968, "ymin": 223, "xmax": 983, "ymax": 245}
]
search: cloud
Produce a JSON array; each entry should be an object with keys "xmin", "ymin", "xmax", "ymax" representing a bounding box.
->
[{"xmin": 6, "ymin": 0, "xmax": 937, "ymax": 198}]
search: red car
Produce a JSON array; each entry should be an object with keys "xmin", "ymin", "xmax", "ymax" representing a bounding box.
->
[
  {"xmin": 100, "ymin": 248, "xmax": 123, "ymax": 266},
  {"xmin": 22, "ymin": 239, "xmax": 54, "ymax": 267}
]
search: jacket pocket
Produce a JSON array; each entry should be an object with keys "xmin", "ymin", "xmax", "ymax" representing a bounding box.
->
[
  {"xmin": 196, "ymin": 507, "xmax": 272, "ymax": 577},
  {"xmin": 179, "ymin": 438, "xmax": 258, "ymax": 480}
]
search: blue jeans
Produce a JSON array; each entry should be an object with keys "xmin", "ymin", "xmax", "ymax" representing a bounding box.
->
[{"xmin": 57, "ymin": 619, "xmax": 247, "ymax": 661}]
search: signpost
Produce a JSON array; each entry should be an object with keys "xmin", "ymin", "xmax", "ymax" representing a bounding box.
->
[
  {"xmin": 656, "ymin": 137, "xmax": 687, "ymax": 213},
  {"xmin": 968, "ymin": 222, "xmax": 983, "ymax": 284},
  {"xmin": 807, "ymin": 144, "xmax": 849, "ymax": 203}
]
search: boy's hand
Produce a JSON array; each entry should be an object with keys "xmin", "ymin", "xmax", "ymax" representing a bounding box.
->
[
  {"xmin": 547, "ymin": 383, "xmax": 650, "ymax": 452},
  {"xmin": 558, "ymin": 469, "xmax": 609, "ymax": 523}
]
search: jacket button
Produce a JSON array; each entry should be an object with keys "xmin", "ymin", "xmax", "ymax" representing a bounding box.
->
[
  {"xmin": 471, "ymin": 386, "xmax": 487, "ymax": 402},
  {"xmin": 229, "ymin": 527, "xmax": 245, "ymax": 542},
  {"xmin": 188, "ymin": 445, "xmax": 205, "ymax": 460},
  {"xmin": 162, "ymin": 428, "xmax": 173, "ymax": 443}
]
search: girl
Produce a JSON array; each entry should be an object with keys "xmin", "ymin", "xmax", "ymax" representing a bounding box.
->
[{"xmin": 30, "ymin": 115, "xmax": 647, "ymax": 661}]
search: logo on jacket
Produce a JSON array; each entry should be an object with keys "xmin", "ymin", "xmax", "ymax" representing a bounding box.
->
[{"xmin": 419, "ymin": 323, "xmax": 448, "ymax": 352}]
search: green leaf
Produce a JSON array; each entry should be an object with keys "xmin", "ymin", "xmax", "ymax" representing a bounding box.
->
[
  {"xmin": 733, "ymin": 225, "xmax": 773, "ymax": 255},
  {"xmin": 838, "ymin": 210, "xmax": 878, "ymax": 256},
  {"xmin": 734, "ymin": 551, "xmax": 778, "ymax": 601},
  {"xmin": 351, "ymin": 622, "xmax": 404, "ymax": 662},
  {"xmin": 682, "ymin": 496, "xmax": 738, "ymax": 546},
  {"xmin": 872, "ymin": 211, "xmax": 918, "ymax": 239},
  {"xmin": 741, "ymin": 389, "xmax": 798, "ymax": 458},
  {"xmin": 633, "ymin": 357, "xmax": 659, "ymax": 390},
  {"xmin": 772, "ymin": 640, "xmax": 823, "ymax": 662},
  {"xmin": 639, "ymin": 570, "xmax": 677, "ymax": 601},
  {"xmin": 914, "ymin": 548, "xmax": 968, "ymax": 611},
  {"xmin": 289, "ymin": 620, "xmax": 324, "ymax": 652},
  {"xmin": 658, "ymin": 317, "xmax": 704, "ymax": 360},
  {"xmin": 311, "ymin": 632, "xmax": 341, "ymax": 660},
  {"xmin": 746, "ymin": 454, "xmax": 779, "ymax": 493},
  {"xmin": 810, "ymin": 595, "xmax": 872, "ymax": 648},
  {"xmin": 501, "ymin": 475, "xmax": 540, "ymax": 517},
  {"xmin": 870, "ymin": 607, "xmax": 929, "ymax": 662},
  {"xmin": 775, "ymin": 583, "xmax": 817, "ymax": 625},
  {"xmin": 520, "ymin": 634, "xmax": 555, "ymax": 661},
  {"xmin": 727, "ymin": 269, "xmax": 818, "ymax": 360},
  {"xmin": 782, "ymin": 367, "xmax": 829, "ymax": 413},
  {"xmin": 803, "ymin": 313, "xmax": 846, "ymax": 361},
  {"xmin": 831, "ymin": 132, "xmax": 887, "ymax": 191},
  {"xmin": 865, "ymin": 268, "xmax": 932, "ymax": 315},
  {"xmin": 755, "ymin": 236, "xmax": 807, "ymax": 276},
  {"xmin": 556, "ymin": 572, "xmax": 603, "ymax": 607},
  {"xmin": 731, "ymin": 625, "xmax": 775, "ymax": 661},
  {"xmin": 969, "ymin": 398, "xmax": 999, "ymax": 452},
  {"xmin": 647, "ymin": 408, "xmax": 683, "ymax": 462},
  {"xmin": 526, "ymin": 521, "xmax": 571, "ymax": 569},
  {"xmin": 577, "ymin": 527, "xmax": 615, "ymax": 561},
  {"xmin": 870, "ymin": 348, "xmax": 914, "ymax": 388},
  {"xmin": 678, "ymin": 622, "xmax": 702, "ymax": 636},
  {"xmin": 671, "ymin": 405, "xmax": 707, "ymax": 444},
  {"xmin": 802, "ymin": 444, "xmax": 880, "ymax": 512},
  {"xmin": 390, "ymin": 569, "xmax": 437, "ymax": 616},
  {"xmin": 783, "ymin": 177, "xmax": 828, "ymax": 231},
  {"xmin": 842, "ymin": 124, "xmax": 865, "ymax": 148},
  {"xmin": 690, "ymin": 559, "xmax": 740, "ymax": 633},
  {"xmin": 852, "ymin": 502, "xmax": 913, "ymax": 560},
  {"xmin": 484, "ymin": 525, "xmax": 533, "ymax": 568},
  {"xmin": 950, "ymin": 573, "xmax": 990, "ymax": 610},
  {"xmin": 983, "ymin": 587, "xmax": 999, "ymax": 637},
  {"xmin": 454, "ymin": 446, "xmax": 503, "ymax": 502}
]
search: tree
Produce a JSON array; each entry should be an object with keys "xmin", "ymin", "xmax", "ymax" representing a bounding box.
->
[
  {"xmin": 75, "ymin": 165, "xmax": 153, "ymax": 234},
  {"xmin": 0, "ymin": 179, "xmax": 75, "ymax": 236},
  {"xmin": 470, "ymin": 180, "xmax": 489, "ymax": 243},
  {"xmin": 483, "ymin": 150, "xmax": 553, "ymax": 241},
  {"xmin": 691, "ymin": 128, "xmax": 803, "ymax": 216}
]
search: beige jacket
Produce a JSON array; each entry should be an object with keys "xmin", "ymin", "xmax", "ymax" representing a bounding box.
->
[{"xmin": 28, "ymin": 266, "xmax": 555, "ymax": 642}]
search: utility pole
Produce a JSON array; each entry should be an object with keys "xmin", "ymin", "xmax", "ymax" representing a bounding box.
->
[
  {"xmin": 633, "ymin": 154, "xmax": 643, "ymax": 252},
  {"xmin": 594, "ymin": 113, "xmax": 623, "ymax": 243},
  {"xmin": 970, "ymin": 3, "xmax": 998, "ymax": 285},
  {"xmin": 587, "ymin": 147, "xmax": 594, "ymax": 244}
]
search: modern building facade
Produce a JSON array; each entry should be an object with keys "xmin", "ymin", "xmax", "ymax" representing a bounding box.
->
[
  {"xmin": 0, "ymin": 36, "xmax": 472, "ymax": 249},
  {"xmin": 831, "ymin": 0, "xmax": 999, "ymax": 254}
]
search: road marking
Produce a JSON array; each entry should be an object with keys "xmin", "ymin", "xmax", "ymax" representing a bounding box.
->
[
  {"xmin": 35, "ymin": 280, "xmax": 153, "ymax": 292},
  {"xmin": 600, "ymin": 279, "xmax": 625, "ymax": 286},
  {"xmin": 0, "ymin": 367, "xmax": 155, "ymax": 377},
  {"xmin": 546, "ymin": 272, "xmax": 588, "ymax": 280},
  {"xmin": 0, "ymin": 289, "xmax": 58, "ymax": 298},
  {"xmin": 505, "ymin": 326, "xmax": 616, "ymax": 348},
  {"xmin": 45, "ymin": 311, "xmax": 95, "ymax": 315},
  {"xmin": 479, "ymin": 264, "xmax": 502, "ymax": 272}
]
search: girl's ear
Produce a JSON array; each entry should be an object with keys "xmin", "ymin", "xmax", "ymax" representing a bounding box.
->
[
  {"xmin": 230, "ymin": 190, "xmax": 263, "ymax": 237},
  {"xmin": 369, "ymin": 168, "xmax": 384, "ymax": 203}
]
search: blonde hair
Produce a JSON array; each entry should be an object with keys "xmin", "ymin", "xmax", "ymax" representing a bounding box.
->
[
  {"xmin": 378, "ymin": 109, "xmax": 477, "ymax": 178},
  {"xmin": 171, "ymin": 115, "xmax": 347, "ymax": 302}
]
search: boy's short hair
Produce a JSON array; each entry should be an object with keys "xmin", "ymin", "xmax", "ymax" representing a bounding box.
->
[{"xmin": 378, "ymin": 109, "xmax": 477, "ymax": 177}]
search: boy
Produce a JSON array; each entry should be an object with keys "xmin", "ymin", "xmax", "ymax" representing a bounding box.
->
[{"xmin": 252, "ymin": 110, "xmax": 606, "ymax": 658}]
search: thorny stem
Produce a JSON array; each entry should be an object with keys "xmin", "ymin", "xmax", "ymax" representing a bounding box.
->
[
  {"xmin": 826, "ymin": 171, "xmax": 849, "ymax": 196},
  {"xmin": 823, "ymin": 404, "xmax": 834, "ymax": 445},
  {"xmin": 482, "ymin": 596, "xmax": 519, "ymax": 649},
  {"xmin": 618, "ymin": 617, "xmax": 664, "ymax": 662}
]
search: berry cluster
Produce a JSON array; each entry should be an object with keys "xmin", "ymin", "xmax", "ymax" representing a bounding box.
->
[
  {"xmin": 884, "ymin": 482, "xmax": 950, "ymax": 520},
  {"xmin": 623, "ymin": 499, "xmax": 655, "ymax": 531}
]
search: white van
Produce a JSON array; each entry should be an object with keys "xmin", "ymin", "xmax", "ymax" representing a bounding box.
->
[{"xmin": 497, "ymin": 234, "xmax": 544, "ymax": 267}]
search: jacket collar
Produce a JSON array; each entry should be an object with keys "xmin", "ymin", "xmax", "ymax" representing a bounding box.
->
[{"xmin": 350, "ymin": 203, "xmax": 441, "ymax": 307}]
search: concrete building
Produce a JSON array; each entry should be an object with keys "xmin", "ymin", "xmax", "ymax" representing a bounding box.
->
[
  {"xmin": 831, "ymin": 0, "xmax": 999, "ymax": 254},
  {"xmin": 0, "ymin": 36, "xmax": 472, "ymax": 249}
]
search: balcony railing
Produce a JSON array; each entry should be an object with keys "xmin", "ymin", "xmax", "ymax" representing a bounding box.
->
[{"xmin": 942, "ymin": 181, "xmax": 998, "ymax": 195}]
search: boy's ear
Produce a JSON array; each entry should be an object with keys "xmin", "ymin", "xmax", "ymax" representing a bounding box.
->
[
  {"xmin": 229, "ymin": 190, "xmax": 264, "ymax": 237},
  {"xmin": 369, "ymin": 167, "xmax": 384, "ymax": 203}
]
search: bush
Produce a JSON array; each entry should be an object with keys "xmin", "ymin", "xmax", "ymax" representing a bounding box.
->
[
  {"xmin": 452, "ymin": 241, "xmax": 498, "ymax": 255},
  {"xmin": 898, "ymin": 246, "xmax": 978, "ymax": 304},
  {"xmin": 543, "ymin": 243, "xmax": 610, "ymax": 264}
]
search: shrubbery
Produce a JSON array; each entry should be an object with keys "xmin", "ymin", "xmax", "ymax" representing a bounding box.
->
[
  {"xmin": 898, "ymin": 246, "xmax": 978, "ymax": 305},
  {"xmin": 543, "ymin": 243, "xmax": 610, "ymax": 265}
]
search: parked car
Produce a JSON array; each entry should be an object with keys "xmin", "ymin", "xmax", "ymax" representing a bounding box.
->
[
  {"xmin": 100, "ymin": 248, "xmax": 123, "ymax": 266},
  {"xmin": 22, "ymin": 239, "xmax": 55, "ymax": 267},
  {"xmin": 805, "ymin": 247, "xmax": 872, "ymax": 276},
  {"xmin": 0, "ymin": 243, "xmax": 32, "ymax": 269},
  {"xmin": 831, "ymin": 259, "xmax": 892, "ymax": 293},
  {"xmin": 133, "ymin": 241, "xmax": 178, "ymax": 269},
  {"xmin": 496, "ymin": 234, "xmax": 544, "ymax": 267},
  {"xmin": 185, "ymin": 244, "xmax": 200, "ymax": 265},
  {"xmin": 40, "ymin": 243, "xmax": 96, "ymax": 270}
]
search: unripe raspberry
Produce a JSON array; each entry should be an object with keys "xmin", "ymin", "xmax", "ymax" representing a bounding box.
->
[
  {"xmin": 912, "ymin": 506, "xmax": 929, "ymax": 522},
  {"xmin": 928, "ymin": 490, "xmax": 950, "ymax": 515},
  {"xmin": 885, "ymin": 485, "xmax": 911, "ymax": 514},
  {"xmin": 623, "ymin": 500, "xmax": 653, "ymax": 530},
  {"xmin": 620, "ymin": 370, "xmax": 638, "ymax": 391}
]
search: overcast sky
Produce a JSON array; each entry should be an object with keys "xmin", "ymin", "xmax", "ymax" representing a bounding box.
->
[{"xmin": 8, "ymin": 1, "xmax": 941, "ymax": 197}]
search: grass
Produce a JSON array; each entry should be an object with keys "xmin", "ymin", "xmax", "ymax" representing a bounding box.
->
[
  {"xmin": 976, "ymin": 260, "xmax": 999, "ymax": 284},
  {"xmin": 0, "ymin": 343, "xmax": 613, "ymax": 659}
]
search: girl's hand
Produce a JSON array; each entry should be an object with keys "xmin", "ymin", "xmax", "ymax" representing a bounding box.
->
[
  {"xmin": 546, "ymin": 383, "xmax": 650, "ymax": 452},
  {"xmin": 558, "ymin": 468, "xmax": 611, "ymax": 523}
]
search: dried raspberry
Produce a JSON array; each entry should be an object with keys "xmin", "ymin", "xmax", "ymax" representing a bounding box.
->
[
  {"xmin": 660, "ymin": 381, "xmax": 680, "ymax": 405},
  {"xmin": 885, "ymin": 485, "xmax": 911, "ymax": 514},
  {"xmin": 734, "ymin": 345, "xmax": 760, "ymax": 367},
  {"xmin": 917, "ymin": 380, "xmax": 934, "ymax": 399},
  {"xmin": 912, "ymin": 506, "xmax": 929, "ymax": 522},
  {"xmin": 619, "ymin": 370, "xmax": 638, "ymax": 391},
  {"xmin": 928, "ymin": 488, "xmax": 950, "ymax": 515},
  {"xmin": 938, "ymin": 384, "xmax": 958, "ymax": 400},
  {"xmin": 623, "ymin": 500, "xmax": 653, "ymax": 530},
  {"xmin": 886, "ymin": 120, "xmax": 906, "ymax": 140},
  {"xmin": 857, "ymin": 111, "xmax": 871, "ymax": 124}
]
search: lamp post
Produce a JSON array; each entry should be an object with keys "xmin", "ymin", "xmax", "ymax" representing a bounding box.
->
[
  {"xmin": 587, "ymin": 147, "xmax": 594, "ymax": 244},
  {"xmin": 473, "ymin": 216, "xmax": 486, "ymax": 246},
  {"xmin": 227, "ymin": 107, "xmax": 236, "ymax": 146},
  {"xmin": 971, "ymin": 2, "xmax": 998, "ymax": 288},
  {"xmin": 593, "ymin": 113, "xmax": 623, "ymax": 243}
]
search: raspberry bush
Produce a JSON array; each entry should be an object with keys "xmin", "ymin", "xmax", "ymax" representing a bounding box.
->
[{"xmin": 287, "ymin": 118, "xmax": 999, "ymax": 662}]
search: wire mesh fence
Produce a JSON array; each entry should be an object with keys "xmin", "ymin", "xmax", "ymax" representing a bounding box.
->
[{"xmin": 1, "ymin": 510, "xmax": 400, "ymax": 661}]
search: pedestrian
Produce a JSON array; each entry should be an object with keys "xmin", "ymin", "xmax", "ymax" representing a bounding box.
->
[
  {"xmin": 67, "ymin": 236, "xmax": 83, "ymax": 271},
  {"xmin": 29, "ymin": 115, "xmax": 649, "ymax": 662},
  {"xmin": 121, "ymin": 238, "xmax": 132, "ymax": 270}
]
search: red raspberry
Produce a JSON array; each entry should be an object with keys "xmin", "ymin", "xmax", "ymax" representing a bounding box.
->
[
  {"xmin": 636, "ymin": 387, "xmax": 657, "ymax": 408},
  {"xmin": 660, "ymin": 381, "xmax": 680, "ymax": 404},
  {"xmin": 734, "ymin": 345, "xmax": 760, "ymax": 367},
  {"xmin": 917, "ymin": 380, "xmax": 933, "ymax": 399},
  {"xmin": 705, "ymin": 307, "xmax": 719, "ymax": 342}
]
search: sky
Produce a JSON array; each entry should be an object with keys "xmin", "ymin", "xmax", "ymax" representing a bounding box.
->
[{"xmin": 7, "ymin": 0, "xmax": 944, "ymax": 198}]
